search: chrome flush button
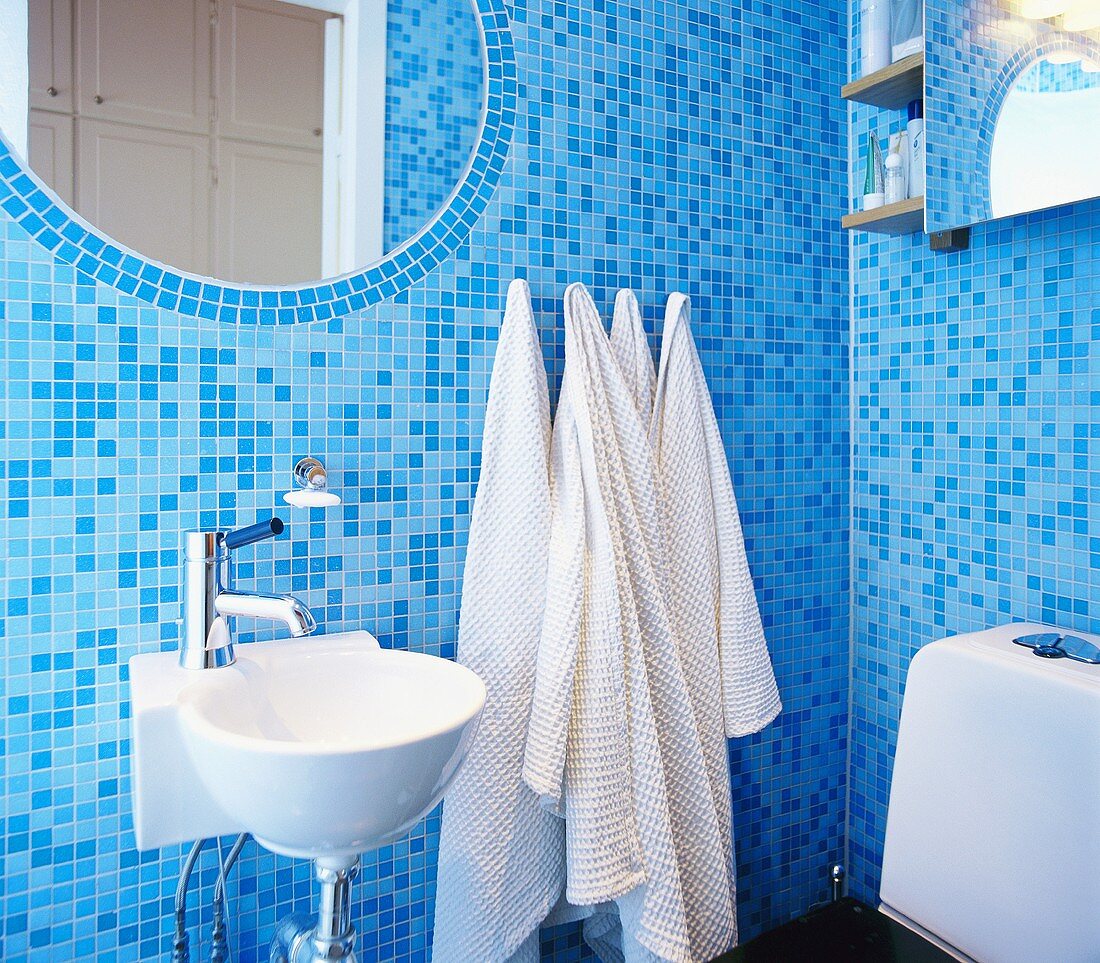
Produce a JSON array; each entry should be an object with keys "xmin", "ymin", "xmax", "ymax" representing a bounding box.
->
[
  {"xmin": 1032, "ymin": 643, "xmax": 1066, "ymax": 659},
  {"xmin": 1012, "ymin": 632, "xmax": 1100, "ymax": 665}
]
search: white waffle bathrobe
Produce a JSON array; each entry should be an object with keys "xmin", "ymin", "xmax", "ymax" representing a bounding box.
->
[
  {"xmin": 648, "ymin": 292, "xmax": 783, "ymax": 958},
  {"xmin": 651, "ymin": 293, "xmax": 781, "ymax": 742},
  {"xmin": 433, "ymin": 279, "xmax": 566, "ymax": 963},
  {"xmin": 525, "ymin": 285, "xmax": 781, "ymax": 963}
]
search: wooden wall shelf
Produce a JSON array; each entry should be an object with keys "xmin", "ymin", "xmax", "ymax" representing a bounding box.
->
[
  {"xmin": 842, "ymin": 53, "xmax": 924, "ymax": 110},
  {"xmin": 842, "ymin": 196, "xmax": 924, "ymax": 235}
]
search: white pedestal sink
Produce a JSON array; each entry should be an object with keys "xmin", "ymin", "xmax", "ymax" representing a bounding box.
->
[{"xmin": 129, "ymin": 630, "xmax": 486, "ymax": 858}]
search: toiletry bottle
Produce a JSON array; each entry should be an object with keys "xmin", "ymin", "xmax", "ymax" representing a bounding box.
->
[
  {"xmin": 889, "ymin": 129, "xmax": 910, "ymax": 197},
  {"xmin": 863, "ymin": 132, "xmax": 885, "ymax": 210},
  {"xmin": 907, "ymin": 99, "xmax": 925, "ymax": 197},
  {"xmin": 890, "ymin": 0, "xmax": 924, "ymax": 63},
  {"xmin": 861, "ymin": 0, "xmax": 892, "ymax": 75},
  {"xmin": 884, "ymin": 152, "xmax": 905, "ymax": 204}
]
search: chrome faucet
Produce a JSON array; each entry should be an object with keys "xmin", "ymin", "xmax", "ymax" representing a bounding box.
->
[{"xmin": 180, "ymin": 518, "xmax": 317, "ymax": 669}]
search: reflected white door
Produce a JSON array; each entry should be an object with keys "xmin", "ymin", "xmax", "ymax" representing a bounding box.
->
[
  {"xmin": 216, "ymin": 0, "xmax": 329, "ymax": 150},
  {"xmin": 77, "ymin": 0, "xmax": 211, "ymax": 134},
  {"xmin": 76, "ymin": 118, "xmax": 211, "ymax": 275},
  {"xmin": 32, "ymin": 0, "xmax": 335, "ymax": 285},
  {"xmin": 28, "ymin": 109, "xmax": 75, "ymax": 206},
  {"xmin": 213, "ymin": 139, "xmax": 322, "ymax": 285}
]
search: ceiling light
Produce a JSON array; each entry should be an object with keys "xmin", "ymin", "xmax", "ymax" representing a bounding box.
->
[
  {"xmin": 1062, "ymin": 0, "xmax": 1100, "ymax": 30},
  {"xmin": 1017, "ymin": 0, "xmax": 1067, "ymax": 19}
]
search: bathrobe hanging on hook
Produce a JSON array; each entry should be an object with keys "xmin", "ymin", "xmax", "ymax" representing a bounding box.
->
[
  {"xmin": 648, "ymin": 292, "xmax": 783, "ymax": 958},
  {"xmin": 651, "ymin": 293, "xmax": 780, "ymax": 740},
  {"xmin": 524, "ymin": 283, "xmax": 729, "ymax": 963},
  {"xmin": 433, "ymin": 280, "xmax": 566, "ymax": 963}
]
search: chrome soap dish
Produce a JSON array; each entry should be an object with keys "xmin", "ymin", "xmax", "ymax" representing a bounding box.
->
[{"xmin": 283, "ymin": 457, "xmax": 341, "ymax": 508}]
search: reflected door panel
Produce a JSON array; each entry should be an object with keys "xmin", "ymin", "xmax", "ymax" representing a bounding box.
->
[
  {"xmin": 78, "ymin": 0, "xmax": 211, "ymax": 134},
  {"xmin": 213, "ymin": 139, "xmax": 323, "ymax": 285},
  {"xmin": 28, "ymin": 109, "xmax": 74, "ymax": 207},
  {"xmin": 76, "ymin": 118, "xmax": 211, "ymax": 276},
  {"xmin": 29, "ymin": 0, "xmax": 73, "ymax": 114},
  {"xmin": 216, "ymin": 0, "xmax": 330, "ymax": 150}
]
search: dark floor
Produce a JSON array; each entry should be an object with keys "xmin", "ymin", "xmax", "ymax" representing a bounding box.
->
[{"xmin": 713, "ymin": 899, "xmax": 955, "ymax": 963}]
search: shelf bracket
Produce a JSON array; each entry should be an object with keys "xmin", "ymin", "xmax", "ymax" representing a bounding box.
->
[{"xmin": 928, "ymin": 227, "xmax": 970, "ymax": 253}]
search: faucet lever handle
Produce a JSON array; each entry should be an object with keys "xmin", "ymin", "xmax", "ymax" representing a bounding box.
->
[{"xmin": 223, "ymin": 517, "xmax": 284, "ymax": 551}]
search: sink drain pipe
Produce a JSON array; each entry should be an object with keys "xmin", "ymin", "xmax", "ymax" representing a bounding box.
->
[
  {"xmin": 270, "ymin": 856, "xmax": 361, "ymax": 963},
  {"xmin": 172, "ymin": 838, "xmax": 209, "ymax": 963}
]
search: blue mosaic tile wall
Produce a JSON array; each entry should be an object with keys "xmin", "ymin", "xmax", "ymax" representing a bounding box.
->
[
  {"xmin": 848, "ymin": 19, "xmax": 1100, "ymax": 904},
  {"xmin": 0, "ymin": 0, "xmax": 849, "ymax": 960},
  {"xmin": 384, "ymin": 0, "xmax": 485, "ymax": 251},
  {"xmin": 722, "ymin": 0, "xmax": 849, "ymax": 936}
]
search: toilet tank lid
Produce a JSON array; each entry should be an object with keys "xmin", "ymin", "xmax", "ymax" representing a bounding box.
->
[{"xmin": 914, "ymin": 621, "xmax": 1100, "ymax": 686}]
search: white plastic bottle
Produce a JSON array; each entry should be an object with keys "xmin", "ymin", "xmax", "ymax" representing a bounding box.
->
[
  {"xmin": 884, "ymin": 152, "xmax": 905, "ymax": 205},
  {"xmin": 861, "ymin": 0, "xmax": 891, "ymax": 75},
  {"xmin": 888, "ymin": 130, "xmax": 910, "ymax": 197},
  {"xmin": 907, "ymin": 99, "xmax": 925, "ymax": 198}
]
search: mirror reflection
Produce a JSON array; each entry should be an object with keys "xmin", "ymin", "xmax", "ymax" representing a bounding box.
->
[
  {"xmin": 990, "ymin": 52, "xmax": 1100, "ymax": 218},
  {"xmin": 10, "ymin": 0, "xmax": 485, "ymax": 285},
  {"xmin": 926, "ymin": 0, "xmax": 1100, "ymax": 231}
]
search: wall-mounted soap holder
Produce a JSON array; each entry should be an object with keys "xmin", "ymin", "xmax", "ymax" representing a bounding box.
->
[{"xmin": 283, "ymin": 457, "xmax": 341, "ymax": 508}]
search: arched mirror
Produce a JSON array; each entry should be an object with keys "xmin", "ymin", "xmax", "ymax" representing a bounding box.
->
[
  {"xmin": 926, "ymin": 0, "xmax": 1100, "ymax": 232},
  {"xmin": 0, "ymin": 0, "xmax": 515, "ymax": 322},
  {"xmin": 989, "ymin": 51, "xmax": 1100, "ymax": 218}
]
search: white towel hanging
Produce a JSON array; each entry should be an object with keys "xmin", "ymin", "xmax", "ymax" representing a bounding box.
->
[
  {"xmin": 610, "ymin": 288, "xmax": 656, "ymax": 419},
  {"xmin": 527, "ymin": 282, "xmax": 724, "ymax": 963},
  {"xmin": 432, "ymin": 279, "xmax": 566, "ymax": 963},
  {"xmin": 651, "ymin": 292, "xmax": 781, "ymax": 742},
  {"xmin": 523, "ymin": 284, "xmax": 644, "ymax": 907}
]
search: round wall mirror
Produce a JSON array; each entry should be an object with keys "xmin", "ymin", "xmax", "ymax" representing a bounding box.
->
[{"xmin": 0, "ymin": 0, "xmax": 515, "ymax": 323}]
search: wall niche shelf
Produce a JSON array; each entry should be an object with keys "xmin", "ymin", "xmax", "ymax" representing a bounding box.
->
[
  {"xmin": 842, "ymin": 53, "xmax": 924, "ymax": 109},
  {"xmin": 841, "ymin": 54, "xmax": 969, "ymax": 251},
  {"xmin": 842, "ymin": 196, "xmax": 924, "ymax": 235},
  {"xmin": 842, "ymin": 54, "xmax": 925, "ymax": 238}
]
